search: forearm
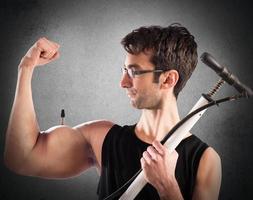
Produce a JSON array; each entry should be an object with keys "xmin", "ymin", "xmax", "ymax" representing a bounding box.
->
[
  {"xmin": 4, "ymin": 66, "xmax": 40, "ymax": 171},
  {"xmin": 157, "ymin": 177, "xmax": 184, "ymax": 200}
]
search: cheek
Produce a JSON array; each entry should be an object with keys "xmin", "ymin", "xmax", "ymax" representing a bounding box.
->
[
  {"xmin": 131, "ymin": 80, "xmax": 143, "ymax": 93},
  {"xmin": 132, "ymin": 77, "xmax": 159, "ymax": 95}
]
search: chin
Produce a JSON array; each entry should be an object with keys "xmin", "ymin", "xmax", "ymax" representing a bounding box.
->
[
  {"xmin": 130, "ymin": 100, "xmax": 143, "ymax": 109},
  {"xmin": 130, "ymin": 99, "xmax": 139, "ymax": 108}
]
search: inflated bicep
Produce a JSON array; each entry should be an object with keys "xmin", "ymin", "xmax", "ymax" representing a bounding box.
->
[{"xmin": 26, "ymin": 125, "xmax": 94, "ymax": 178}]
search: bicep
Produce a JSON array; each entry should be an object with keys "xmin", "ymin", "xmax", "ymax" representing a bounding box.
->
[
  {"xmin": 192, "ymin": 147, "xmax": 222, "ymax": 200},
  {"xmin": 25, "ymin": 125, "xmax": 94, "ymax": 178}
]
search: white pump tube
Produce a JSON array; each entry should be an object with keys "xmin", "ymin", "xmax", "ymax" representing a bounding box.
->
[{"xmin": 119, "ymin": 96, "xmax": 209, "ymax": 200}]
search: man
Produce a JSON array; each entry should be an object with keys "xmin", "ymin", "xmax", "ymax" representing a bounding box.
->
[{"xmin": 4, "ymin": 24, "xmax": 221, "ymax": 200}]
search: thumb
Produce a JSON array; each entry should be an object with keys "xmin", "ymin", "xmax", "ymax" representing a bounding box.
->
[{"xmin": 19, "ymin": 46, "xmax": 42, "ymax": 68}]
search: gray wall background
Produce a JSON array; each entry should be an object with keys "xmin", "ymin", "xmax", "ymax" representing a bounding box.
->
[{"xmin": 0, "ymin": 0, "xmax": 252, "ymax": 199}]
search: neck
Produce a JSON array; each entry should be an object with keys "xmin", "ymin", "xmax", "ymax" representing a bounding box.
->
[{"xmin": 136, "ymin": 97, "xmax": 180, "ymax": 144}]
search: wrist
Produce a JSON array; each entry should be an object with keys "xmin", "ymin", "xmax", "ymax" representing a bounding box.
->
[
  {"xmin": 157, "ymin": 177, "xmax": 175, "ymax": 196},
  {"xmin": 157, "ymin": 177, "xmax": 183, "ymax": 200},
  {"xmin": 18, "ymin": 55, "xmax": 37, "ymax": 72},
  {"xmin": 17, "ymin": 65, "xmax": 35, "ymax": 83},
  {"xmin": 18, "ymin": 64, "xmax": 35, "ymax": 73}
]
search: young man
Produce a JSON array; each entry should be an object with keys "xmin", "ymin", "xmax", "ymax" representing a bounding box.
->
[{"xmin": 4, "ymin": 24, "xmax": 221, "ymax": 200}]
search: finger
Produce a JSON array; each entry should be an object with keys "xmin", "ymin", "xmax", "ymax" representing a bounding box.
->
[
  {"xmin": 44, "ymin": 47, "xmax": 59, "ymax": 60},
  {"xmin": 40, "ymin": 46, "xmax": 57, "ymax": 59},
  {"xmin": 152, "ymin": 140, "xmax": 165, "ymax": 155},
  {"xmin": 146, "ymin": 146, "xmax": 159, "ymax": 161},
  {"xmin": 36, "ymin": 38, "xmax": 58, "ymax": 59},
  {"xmin": 140, "ymin": 157, "xmax": 146, "ymax": 169},
  {"xmin": 48, "ymin": 51, "xmax": 60, "ymax": 63},
  {"xmin": 171, "ymin": 150, "xmax": 179, "ymax": 160},
  {"xmin": 142, "ymin": 151, "xmax": 152, "ymax": 165},
  {"xmin": 39, "ymin": 51, "xmax": 60, "ymax": 66},
  {"xmin": 44, "ymin": 38, "xmax": 60, "ymax": 50},
  {"xmin": 51, "ymin": 51, "xmax": 60, "ymax": 60},
  {"xmin": 41, "ymin": 51, "xmax": 53, "ymax": 59},
  {"xmin": 51, "ymin": 41, "xmax": 60, "ymax": 49},
  {"xmin": 140, "ymin": 158, "xmax": 149, "ymax": 181},
  {"xmin": 20, "ymin": 46, "xmax": 42, "ymax": 67},
  {"xmin": 45, "ymin": 39, "xmax": 60, "ymax": 56},
  {"xmin": 28, "ymin": 46, "xmax": 42, "ymax": 61}
]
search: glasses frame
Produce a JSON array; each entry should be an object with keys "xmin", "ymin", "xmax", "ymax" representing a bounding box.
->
[{"xmin": 121, "ymin": 67, "xmax": 166, "ymax": 78}]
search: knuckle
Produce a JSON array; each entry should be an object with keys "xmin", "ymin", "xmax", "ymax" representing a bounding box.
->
[
  {"xmin": 40, "ymin": 37, "xmax": 47, "ymax": 41},
  {"xmin": 36, "ymin": 37, "xmax": 48, "ymax": 49},
  {"xmin": 38, "ymin": 37, "xmax": 45, "ymax": 43},
  {"xmin": 53, "ymin": 41, "xmax": 60, "ymax": 48},
  {"xmin": 147, "ymin": 146, "xmax": 153, "ymax": 152},
  {"xmin": 160, "ymin": 144, "xmax": 166, "ymax": 150},
  {"xmin": 160, "ymin": 149, "xmax": 166, "ymax": 157},
  {"xmin": 142, "ymin": 153, "xmax": 145, "ymax": 158},
  {"xmin": 152, "ymin": 140, "xmax": 158, "ymax": 145},
  {"xmin": 143, "ymin": 153, "xmax": 148, "ymax": 160},
  {"xmin": 157, "ymin": 155, "xmax": 162, "ymax": 161},
  {"xmin": 35, "ymin": 40, "xmax": 43, "ymax": 49},
  {"xmin": 140, "ymin": 158, "xmax": 146, "ymax": 166}
]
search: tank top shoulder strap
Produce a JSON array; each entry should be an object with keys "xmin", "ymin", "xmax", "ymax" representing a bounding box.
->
[{"xmin": 175, "ymin": 134, "xmax": 209, "ymax": 199}]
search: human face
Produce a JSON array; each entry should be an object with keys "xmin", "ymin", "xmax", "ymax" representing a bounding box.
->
[{"xmin": 120, "ymin": 52, "xmax": 163, "ymax": 109}]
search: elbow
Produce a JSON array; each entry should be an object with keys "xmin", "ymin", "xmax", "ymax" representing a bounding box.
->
[
  {"xmin": 4, "ymin": 150, "xmax": 42, "ymax": 178},
  {"xmin": 4, "ymin": 159, "xmax": 31, "ymax": 176},
  {"xmin": 3, "ymin": 149, "xmax": 13, "ymax": 170},
  {"xmin": 4, "ymin": 152, "xmax": 18, "ymax": 174},
  {"xmin": 4, "ymin": 151, "xmax": 29, "ymax": 176},
  {"xmin": 4, "ymin": 152, "xmax": 20, "ymax": 174}
]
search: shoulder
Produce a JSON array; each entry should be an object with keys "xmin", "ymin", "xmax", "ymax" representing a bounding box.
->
[
  {"xmin": 193, "ymin": 147, "xmax": 222, "ymax": 200},
  {"xmin": 74, "ymin": 119, "xmax": 116, "ymax": 147},
  {"xmin": 74, "ymin": 120, "xmax": 114, "ymax": 139},
  {"xmin": 201, "ymin": 147, "xmax": 221, "ymax": 163},
  {"xmin": 197, "ymin": 147, "xmax": 221, "ymax": 176},
  {"xmin": 181, "ymin": 135, "xmax": 221, "ymax": 178}
]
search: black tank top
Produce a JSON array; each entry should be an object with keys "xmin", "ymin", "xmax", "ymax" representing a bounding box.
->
[{"xmin": 97, "ymin": 124, "xmax": 208, "ymax": 200}]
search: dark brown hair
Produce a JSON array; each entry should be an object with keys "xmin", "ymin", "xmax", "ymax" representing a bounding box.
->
[{"xmin": 121, "ymin": 23, "xmax": 198, "ymax": 98}]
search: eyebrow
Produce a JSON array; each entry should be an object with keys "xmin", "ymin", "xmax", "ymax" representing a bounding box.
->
[{"xmin": 124, "ymin": 63, "xmax": 142, "ymax": 69}]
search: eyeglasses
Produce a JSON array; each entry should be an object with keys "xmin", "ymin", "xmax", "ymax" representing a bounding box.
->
[{"xmin": 121, "ymin": 67, "xmax": 165, "ymax": 79}]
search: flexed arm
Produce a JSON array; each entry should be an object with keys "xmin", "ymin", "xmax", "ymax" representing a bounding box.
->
[{"xmin": 4, "ymin": 38, "xmax": 108, "ymax": 178}]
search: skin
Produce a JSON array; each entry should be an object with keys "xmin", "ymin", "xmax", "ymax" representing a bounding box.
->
[{"xmin": 4, "ymin": 38, "xmax": 221, "ymax": 199}]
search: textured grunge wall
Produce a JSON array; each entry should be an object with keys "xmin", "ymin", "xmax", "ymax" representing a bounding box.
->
[{"xmin": 0, "ymin": 0, "xmax": 252, "ymax": 199}]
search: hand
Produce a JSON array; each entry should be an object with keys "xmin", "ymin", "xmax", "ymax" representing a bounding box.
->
[
  {"xmin": 19, "ymin": 37, "xmax": 60, "ymax": 69},
  {"xmin": 140, "ymin": 140, "xmax": 179, "ymax": 192}
]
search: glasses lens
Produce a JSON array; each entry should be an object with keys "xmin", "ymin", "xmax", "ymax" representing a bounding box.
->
[
  {"xmin": 121, "ymin": 67, "xmax": 126, "ymax": 75},
  {"xmin": 122, "ymin": 67, "xmax": 133, "ymax": 78},
  {"xmin": 128, "ymin": 68, "xmax": 134, "ymax": 78}
]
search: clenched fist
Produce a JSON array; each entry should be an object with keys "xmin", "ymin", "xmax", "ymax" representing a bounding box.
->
[{"xmin": 19, "ymin": 37, "xmax": 60, "ymax": 69}]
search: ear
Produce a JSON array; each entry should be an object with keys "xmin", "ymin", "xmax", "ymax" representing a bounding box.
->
[{"xmin": 160, "ymin": 70, "xmax": 179, "ymax": 89}]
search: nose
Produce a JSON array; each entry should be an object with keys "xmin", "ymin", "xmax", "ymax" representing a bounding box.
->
[{"xmin": 120, "ymin": 72, "xmax": 133, "ymax": 88}]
